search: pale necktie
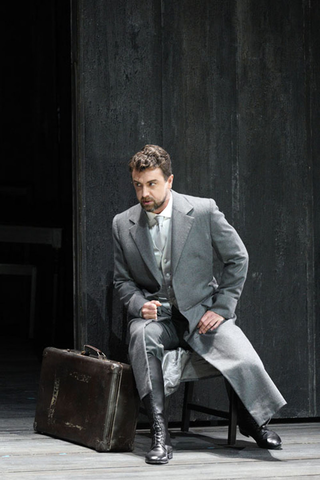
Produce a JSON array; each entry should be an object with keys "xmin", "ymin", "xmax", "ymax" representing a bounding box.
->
[{"xmin": 154, "ymin": 215, "xmax": 165, "ymax": 252}]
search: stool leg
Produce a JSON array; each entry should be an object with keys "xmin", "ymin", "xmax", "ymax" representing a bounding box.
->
[
  {"xmin": 227, "ymin": 385, "xmax": 237, "ymax": 445},
  {"xmin": 181, "ymin": 382, "xmax": 194, "ymax": 432}
]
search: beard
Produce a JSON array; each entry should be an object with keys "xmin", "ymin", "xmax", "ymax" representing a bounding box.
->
[{"xmin": 140, "ymin": 193, "xmax": 168, "ymax": 212}]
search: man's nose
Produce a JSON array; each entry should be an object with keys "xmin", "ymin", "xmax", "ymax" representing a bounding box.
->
[{"xmin": 141, "ymin": 186, "xmax": 150, "ymax": 197}]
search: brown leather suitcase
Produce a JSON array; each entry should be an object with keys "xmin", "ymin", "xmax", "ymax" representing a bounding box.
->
[{"xmin": 34, "ymin": 345, "xmax": 140, "ymax": 452}]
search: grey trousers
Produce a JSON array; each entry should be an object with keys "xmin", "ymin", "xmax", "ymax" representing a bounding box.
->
[{"xmin": 128, "ymin": 309, "xmax": 287, "ymax": 427}]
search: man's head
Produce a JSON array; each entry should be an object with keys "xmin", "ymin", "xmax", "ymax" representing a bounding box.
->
[
  {"xmin": 128, "ymin": 144, "xmax": 172, "ymax": 179},
  {"xmin": 129, "ymin": 145, "xmax": 174, "ymax": 214}
]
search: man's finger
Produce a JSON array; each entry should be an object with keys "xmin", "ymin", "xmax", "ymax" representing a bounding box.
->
[{"xmin": 151, "ymin": 300, "xmax": 162, "ymax": 307}]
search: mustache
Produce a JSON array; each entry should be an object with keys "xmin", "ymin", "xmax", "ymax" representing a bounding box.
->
[{"xmin": 141, "ymin": 197, "xmax": 154, "ymax": 202}]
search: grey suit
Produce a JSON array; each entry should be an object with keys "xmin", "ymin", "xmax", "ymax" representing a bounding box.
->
[{"xmin": 112, "ymin": 190, "xmax": 286, "ymax": 426}]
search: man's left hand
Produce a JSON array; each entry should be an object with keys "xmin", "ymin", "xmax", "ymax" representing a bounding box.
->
[{"xmin": 197, "ymin": 311, "xmax": 225, "ymax": 334}]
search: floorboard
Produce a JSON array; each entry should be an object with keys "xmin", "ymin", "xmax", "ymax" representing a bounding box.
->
[
  {"xmin": 0, "ymin": 337, "xmax": 319, "ymax": 479},
  {"xmin": 1, "ymin": 420, "xmax": 320, "ymax": 479}
]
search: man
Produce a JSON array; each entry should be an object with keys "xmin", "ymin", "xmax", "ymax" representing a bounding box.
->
[{"xmin": 112, "ymin": 144, "xmax": 286, "ymax": 464}]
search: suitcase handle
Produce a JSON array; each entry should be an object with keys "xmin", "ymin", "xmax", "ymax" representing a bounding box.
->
[{"xmin": 82, "ymin": 344, "xmax": 107, "ymax": 359}]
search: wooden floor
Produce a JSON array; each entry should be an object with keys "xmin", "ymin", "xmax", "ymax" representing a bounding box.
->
[{"xmin": 1, "ymin": 338, "xmax": 320, "ymax": 479}]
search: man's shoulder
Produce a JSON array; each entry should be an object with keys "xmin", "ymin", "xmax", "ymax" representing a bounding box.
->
[
  {"xmin": 113, "ymin": 203, "xmax": 141, "ymax": 223},
  {"xmin": 172, "ymin": 190, "xmax": 215, "ymax": 211}
]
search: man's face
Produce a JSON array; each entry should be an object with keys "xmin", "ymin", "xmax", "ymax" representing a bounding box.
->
[{"xmin": 132, "ymin": 167, "xmax": 174, "ymax": 214}]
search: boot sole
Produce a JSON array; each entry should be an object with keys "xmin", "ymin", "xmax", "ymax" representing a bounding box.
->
[
  {"xmin": 145, "ymin": 446, "xmax": 173, "ymax": 464},
  {"xmin": 145, "ymin": 459, "xmax": 169, "ymax": 465}
]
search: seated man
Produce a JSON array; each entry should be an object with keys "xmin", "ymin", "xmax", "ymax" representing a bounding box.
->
[{"xmin": 112, "ymin": 144, "xmax": 286, "ymax": 464}]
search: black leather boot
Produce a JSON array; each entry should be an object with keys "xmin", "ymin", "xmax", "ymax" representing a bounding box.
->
[
  {"xmin": 143, "ymin": 355, "xmax": 173, "ymax": 465},
  {"xmin": 238, "ymin": 400, "xmax": 281, "ymax": 449}
]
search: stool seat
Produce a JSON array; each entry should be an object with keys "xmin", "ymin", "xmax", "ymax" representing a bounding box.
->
[{"xmin": 162, "ymin": 348, "xmax": 221, "ymax": 396}]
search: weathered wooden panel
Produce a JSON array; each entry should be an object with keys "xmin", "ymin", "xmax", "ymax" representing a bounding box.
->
[
  {"xmin": 73, "ymin": 0, "xmax": 163, "ymax": 357},
  {"xmin": 161, "ymin": 0, "xmax": 319, "ymax": 419},
  {"xmin": 72, "ymin": 0, "xmax": 319, "ymax": 420},
  {"xmin": 161, "ymin": 0, "xmax": 238, "ymax": 419},
  {"xmin": 162, "ymin": 0, "xmax": 237, "ymax": 221},
  {"xmin": 309, "ymin": 0, "xmax": 320, "ymax": 417},
  {"xmin": 234, "ymin": 0, "xmax": 315, "ymax": 418}
]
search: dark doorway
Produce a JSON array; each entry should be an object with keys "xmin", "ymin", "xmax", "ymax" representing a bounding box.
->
[{"xmin": 0, "ymin": 2, "xmax": 73, "ymax": 357}]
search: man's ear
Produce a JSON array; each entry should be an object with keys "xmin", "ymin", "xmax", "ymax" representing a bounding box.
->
[{"xmin": 168, "ymin": 174, "xmax": 174, "ymax": 189}]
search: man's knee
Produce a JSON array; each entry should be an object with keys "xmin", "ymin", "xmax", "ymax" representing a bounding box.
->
[
  {"xmin": 144, "ymin": 321, "xmax": 167, "ymax": 356},
  {"xmin": 128, "ymin": 319, "xmax": 165, "ymax": 357},
  {"xmin": 130, "ymin": 319, "xmax": 179, "ymax": 360}
]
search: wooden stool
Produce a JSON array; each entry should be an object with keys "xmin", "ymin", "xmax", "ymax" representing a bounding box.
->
[
  {"xmin": 181, "ymin": 378, "xmax": 237, "ymax": 445},
  {"xmin": 162, "ymin": 348, "xmax": 237, "ymax": 445}
]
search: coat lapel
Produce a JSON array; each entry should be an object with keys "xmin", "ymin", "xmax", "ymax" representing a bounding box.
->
[
  {"xmin": 129, "ymin": 206, "xmax": 162, "ymax": 286},
  {"xmin": 128, "ymin": 191, "xmax": 194, "ymax": 284},
  {"xmin": 171, "ymin": 191, "xmax": 194, "ymax": 275}
]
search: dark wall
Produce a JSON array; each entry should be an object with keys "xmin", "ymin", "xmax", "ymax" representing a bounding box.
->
[
  {"xmin": 311, "ymin": 0, "xmax": 320, "ymax": 420},
  {"xmin": 0, "ymin": 1, "xmax": 73, "ymax": 351},
  {"xmin": 72, "ymin": 0, "xmax": 319, "ymax": 420}
]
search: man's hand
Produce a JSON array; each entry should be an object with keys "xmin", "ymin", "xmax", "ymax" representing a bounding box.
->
[
  {"xmin": 141, "ymin": 300, "xmax": 162, "ymax": 320},
  {"xmin": 197, "ymin": 311, "xmax": 225, "ymax": 334}
]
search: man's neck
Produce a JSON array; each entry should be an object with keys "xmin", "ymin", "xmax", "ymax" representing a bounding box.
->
[{"xmin": 155, "ymin": 192, "xmax": 172, "ymax": 216}]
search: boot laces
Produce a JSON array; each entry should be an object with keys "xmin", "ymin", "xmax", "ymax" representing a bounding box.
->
[{"xmin": 151, "ymin": 416, "xmax": 166, "ymax": 447}]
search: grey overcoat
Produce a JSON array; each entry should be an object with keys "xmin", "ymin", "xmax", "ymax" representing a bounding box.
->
[{"xmin": 112, "ymin": 190, "xmax": 286, "ymax": 425}]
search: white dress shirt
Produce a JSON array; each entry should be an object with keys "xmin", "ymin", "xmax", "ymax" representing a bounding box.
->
[{"xmin": 146, "ymin": 193, "xmax": 173, "ymax": 252}]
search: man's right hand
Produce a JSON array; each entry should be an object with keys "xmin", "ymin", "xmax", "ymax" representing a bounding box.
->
[{"xmin": 141, "ymin": 300, "xmax": 162, "ymax": 320}]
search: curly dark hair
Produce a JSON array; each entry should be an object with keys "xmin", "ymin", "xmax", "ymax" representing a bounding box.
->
[{"xmin": 128, "ymin": 145, "xmax": 172, "ymax": 179}]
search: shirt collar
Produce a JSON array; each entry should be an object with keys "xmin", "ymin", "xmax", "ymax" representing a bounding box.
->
[{"xmin": 146, "ymin": 192, "xmax": 173, "ymax": 226}]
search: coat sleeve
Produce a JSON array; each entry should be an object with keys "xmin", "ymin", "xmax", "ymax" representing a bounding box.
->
[
  {"xmin": 209, "ymin": 199, "xmax": 249, "ymax": 319},
  {"xmin": 112, "ymin": 215, "xmax": 147, "ymax": 318}
]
